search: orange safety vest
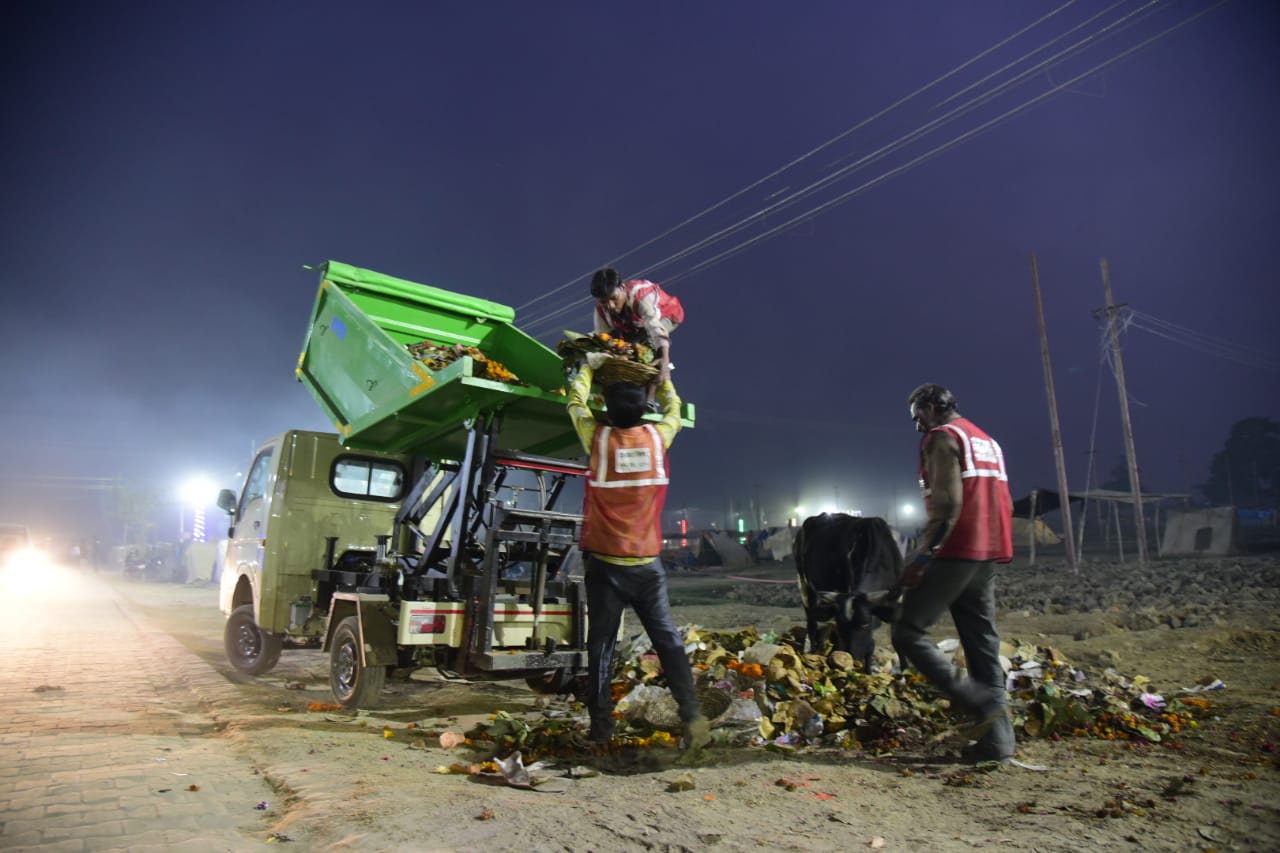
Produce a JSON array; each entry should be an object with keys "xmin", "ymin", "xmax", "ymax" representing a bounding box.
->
[
  {"xmin": 919, "ymin": 417, "xmax": 1014, "ymax": 562},
  {"xmin": 595, "ymin": 279, "xmax": 685, "ymax": 340},
  {"xmin": 581, "ymin": 424, "xmax": 669, "ymax": 557}
]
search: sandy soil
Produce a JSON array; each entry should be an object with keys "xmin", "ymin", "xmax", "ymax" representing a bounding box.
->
[{"xmin": 115, "ymin": 553, "xmax": 1280, "ymax": 852}]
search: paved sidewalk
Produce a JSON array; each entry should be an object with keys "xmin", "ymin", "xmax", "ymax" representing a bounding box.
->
[{"xmin": 0, "ymin": 563, "xmax": 279, "ymax": 852}]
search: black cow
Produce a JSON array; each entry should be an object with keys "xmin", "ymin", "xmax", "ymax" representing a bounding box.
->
[{"xmin": 794, "ymin": 513, "xmax": 904, "ymax": 672}]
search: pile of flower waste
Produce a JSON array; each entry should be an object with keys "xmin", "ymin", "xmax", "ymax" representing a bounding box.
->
[
  {"xmin": 557, "ymin": 331, "xmax": 654, "ymax": 368},
  {"xmin": 406, "ymin": 339, "xmax": 520, "ymax": 384},
  {"xmin": 463, "ymin": 626, "xmax": 1219, "ymax": 760}
]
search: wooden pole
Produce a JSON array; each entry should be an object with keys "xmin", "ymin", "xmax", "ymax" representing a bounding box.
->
[
  {"xmin": 1075, "ymin": 491, "xmax": 1089, "ymax": 560},
  {"xmin": 1029, "ymin": 253, "xmax": 1079, "ymax": 572},
  {"xmin": 1093, "ymin": 451, "xmax": 1107, "ymax": 548},
  {"xmin": 1100, "ymin": 258, "xmax": 1149, "ymax": 565},
  {"xmin": 1029, "ymin": 489, "xmax": 1038, "ymax": 566},
  {"xmin": 1154, "ymin": 502, "xmax": 1162, "ymax": 556},
  {"xmin": 1113, "ymin": 500, "xmax": 1125, "ymax": 563}
]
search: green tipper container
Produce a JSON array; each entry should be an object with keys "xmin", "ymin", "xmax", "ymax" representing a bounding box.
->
[{"xmin": 296, "ymin": 261, "xmax": 692, "ymax": 461}]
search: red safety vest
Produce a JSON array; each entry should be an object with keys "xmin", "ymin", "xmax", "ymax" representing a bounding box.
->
[
  {"xmin": 581, "ymin": 424, "xmax": 669, "ymax": 557},
  {"xmin": 919, "ymin": 417, "xmax": 1013, "ymax": 562},
  {"xmin": 595, "ymin": 279, "xmax": 685, "ymax": 340}
]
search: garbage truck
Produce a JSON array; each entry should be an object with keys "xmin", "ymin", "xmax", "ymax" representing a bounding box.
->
[{"xmin": 215, "ymin": 261, "xmax": 694, "ymax": 708}]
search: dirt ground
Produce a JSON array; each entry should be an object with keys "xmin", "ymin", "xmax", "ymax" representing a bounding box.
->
[{"xmin": 114, "ymin": 553, "xmax": 1280, "ymax": 852}]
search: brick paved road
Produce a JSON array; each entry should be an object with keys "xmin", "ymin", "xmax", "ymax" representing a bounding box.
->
[{"xmin": 0, "ymin": 561, "xmax": 279, "ymax": 851}]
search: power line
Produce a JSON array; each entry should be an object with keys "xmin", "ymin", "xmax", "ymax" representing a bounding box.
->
[
  {"xmin": 513, "ymin": 0, "xmax": 1086, "ymax": 316},
  {"xmin": 635, "ymin": 2, "xmax": 1180, "ymax": 281},
  {"xmin": 518, "ymin": 0, "xmax": 1229, "ymax": 339},
  {"xmin": 627, "ymin": 1, "xmax": 1231, "ymax": 300},
  {"xmin": 935, "ymin": 0, "xmax": 1169, "ymax": 114},
  {"xmin": 1127, "ymin": 308, "xmax": 1280, "ymax": 371}
]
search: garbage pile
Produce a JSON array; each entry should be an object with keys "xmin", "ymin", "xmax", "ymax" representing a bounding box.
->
[
  {"xmin": 464, "ymin": 626, "xmax": 1218, "ymax": 760},
  {"xmin": 406, "ymin": 340, "xmax": 520, "ymax": 384}
]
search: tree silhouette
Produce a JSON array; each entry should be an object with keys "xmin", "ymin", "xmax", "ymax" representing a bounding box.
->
[{"xmin": 1200, "ymin": 417, "xmax": 1280, "ymax": 507}]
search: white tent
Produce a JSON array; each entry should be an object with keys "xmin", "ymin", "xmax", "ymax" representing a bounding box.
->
[
  {"xmin": 697, "ymin": 531, "xmax": 753, "ymax": 570},
  {"xmin": 1160, "ymin": 506, "xmax": 1241, "ymax": 556},
  {"xmin": 759, "ymin": 527, "xmax": 795, "ymax": 561},
  {"xmin": 1012, "ymin": 517, "xmax": 1061, "ymax": 546}
]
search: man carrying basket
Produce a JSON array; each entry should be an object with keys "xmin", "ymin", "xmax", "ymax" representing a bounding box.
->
[
  {"xmin": 566, "ymin": 361, "xmax": 712, "ymax": 755},
  {"xmin": 590, "ymin": 267, "xmax": 684, "ymax": 410}
]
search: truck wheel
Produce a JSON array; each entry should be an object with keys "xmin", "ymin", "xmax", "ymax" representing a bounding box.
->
[
  {"xmin": 330, "ymin": 616, "xmax": 386, "ymax": 709},
  {"xmin": 525, "ymin": 668, "xmax": 576, "ymax": 695},
  {"xmin": 224, "ymin": 604, "xmax": 283, "ymax": 675}
]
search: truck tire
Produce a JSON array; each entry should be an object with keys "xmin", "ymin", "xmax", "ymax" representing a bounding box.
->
[
  {"xmin": 224, "ymin": 604, "xmax": 283, "ymax": 675},
  {"xmin": 330, "ymin": 616, "xmax": 386, "ymax": 709},
  {"xmin": 525, "ymin": 668, "xmax": 577, "ymax": 695}
]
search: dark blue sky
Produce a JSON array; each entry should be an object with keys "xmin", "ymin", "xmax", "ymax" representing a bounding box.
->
[{"xmin": 3, "ymin": 0, "xmax": 1277, "ymax": 537}]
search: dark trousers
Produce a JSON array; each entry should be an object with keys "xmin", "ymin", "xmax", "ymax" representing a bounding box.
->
[
  {"xmin": 584, "ymin": 555, "xmax": 699, "ymax": 739},
  {"xmin": 890, "ymin": 558, "xmax": 1015, "ymax": 754}
]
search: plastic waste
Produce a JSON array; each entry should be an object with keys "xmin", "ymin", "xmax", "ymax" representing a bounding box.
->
[{"xmin": 727, "ymin": 697, "xmax": 762, "ymax": 723}]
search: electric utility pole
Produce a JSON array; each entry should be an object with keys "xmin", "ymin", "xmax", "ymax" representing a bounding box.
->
[
  {"xmin": 1029, "ymin": 253, "xmax": 1079, "ymax": 572},
  {"xmin": 1099, "ymin": 258, "xmax": 1148, "ymax": 565}
]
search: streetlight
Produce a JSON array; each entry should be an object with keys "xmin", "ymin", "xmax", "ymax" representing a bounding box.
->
[{"xmin": 179, "ymin": 476, "xmax": 218, "ymax": 541}]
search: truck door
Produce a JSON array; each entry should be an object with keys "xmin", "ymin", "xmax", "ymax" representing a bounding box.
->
[{"xmin": 224, "ymin": 442, "xmax": 277, "ymax": 605}]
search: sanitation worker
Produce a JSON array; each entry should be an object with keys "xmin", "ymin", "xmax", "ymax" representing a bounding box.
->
[
  {"xmin": 590, "ymin": 267, "xmax": 684, "ymax": 410},
  {"xmin": 892, "ymin": 383, "xmax": 1017, "ymax": 763},
  {"xmin": 566, "ymin": 361, "xmax": 711, "ymax": 753}
]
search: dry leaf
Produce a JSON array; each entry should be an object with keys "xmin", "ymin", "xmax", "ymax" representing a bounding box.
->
[{"xmin": 440, "ymin": 731, "xmax": 467, "ymax": 749}]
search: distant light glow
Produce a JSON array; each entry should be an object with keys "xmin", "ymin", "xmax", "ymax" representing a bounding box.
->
[
  {"xmin": 179, "ymin": 476, "xmax": 219, "ymax": 506},
  {"xmin": 3, "ymin": 544, "xmax": 46, "ymax": 574},
  {"xmin": 1, "ymin": 548, "xmax": 73, "ymax": 597},
  {"xmin": 901, "ymin": 504, "xmax": 916, "ymax": 516},
  {"xmin": 179, "ymin": 476, "xmax": 219, "ymax": 542}
]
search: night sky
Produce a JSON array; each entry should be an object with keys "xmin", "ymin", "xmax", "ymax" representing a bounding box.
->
[{"xmin": 3, "ymin": 0, "xmax": 1277, "ymax": 540}]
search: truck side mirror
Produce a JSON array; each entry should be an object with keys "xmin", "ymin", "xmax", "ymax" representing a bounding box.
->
[{"xmin": 216, "ymin": 488, "xmax": 238, "ymax": 514}]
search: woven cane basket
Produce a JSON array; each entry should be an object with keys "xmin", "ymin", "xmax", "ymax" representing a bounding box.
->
[{"xmin": 595, "ymin": 356, "xmax": 659, "ymax": 386}]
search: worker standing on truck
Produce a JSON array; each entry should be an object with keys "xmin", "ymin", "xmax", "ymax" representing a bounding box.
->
[
  {"xmin": 590, "ymin": 267, "xmax": 684, "ymax": 410},
  {"xmin": 892, "ymin": 383, "xmax": 1017, "ymax": 764},
  {"xmin": 567, "ymin": 362, "xmax": 711, "ymax": 752}
]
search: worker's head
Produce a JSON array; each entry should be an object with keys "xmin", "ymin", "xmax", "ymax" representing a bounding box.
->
[
  {"xmin": 907, "ymin": 383, "xmax": 957, "ymax": 433},
  {"xmin": 604, "ymin": 381, "xmax": 646, "ymax": 428},
  {"xmin": 591, "ymin": 267, "xmax": 626, "ymax": 312}
]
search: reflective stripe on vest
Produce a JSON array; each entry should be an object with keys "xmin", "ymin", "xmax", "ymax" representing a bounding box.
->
[
  {"xmin": 936, "ymin": 422, "xmax": 1008, "ymax": 482},
  {"xmin": 581, "ymin": 423, "xmax": 669, "ymax": 557},
  {"xmin": 588, "ymin": 425, "xmax": 668, "ymax": 488}
]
